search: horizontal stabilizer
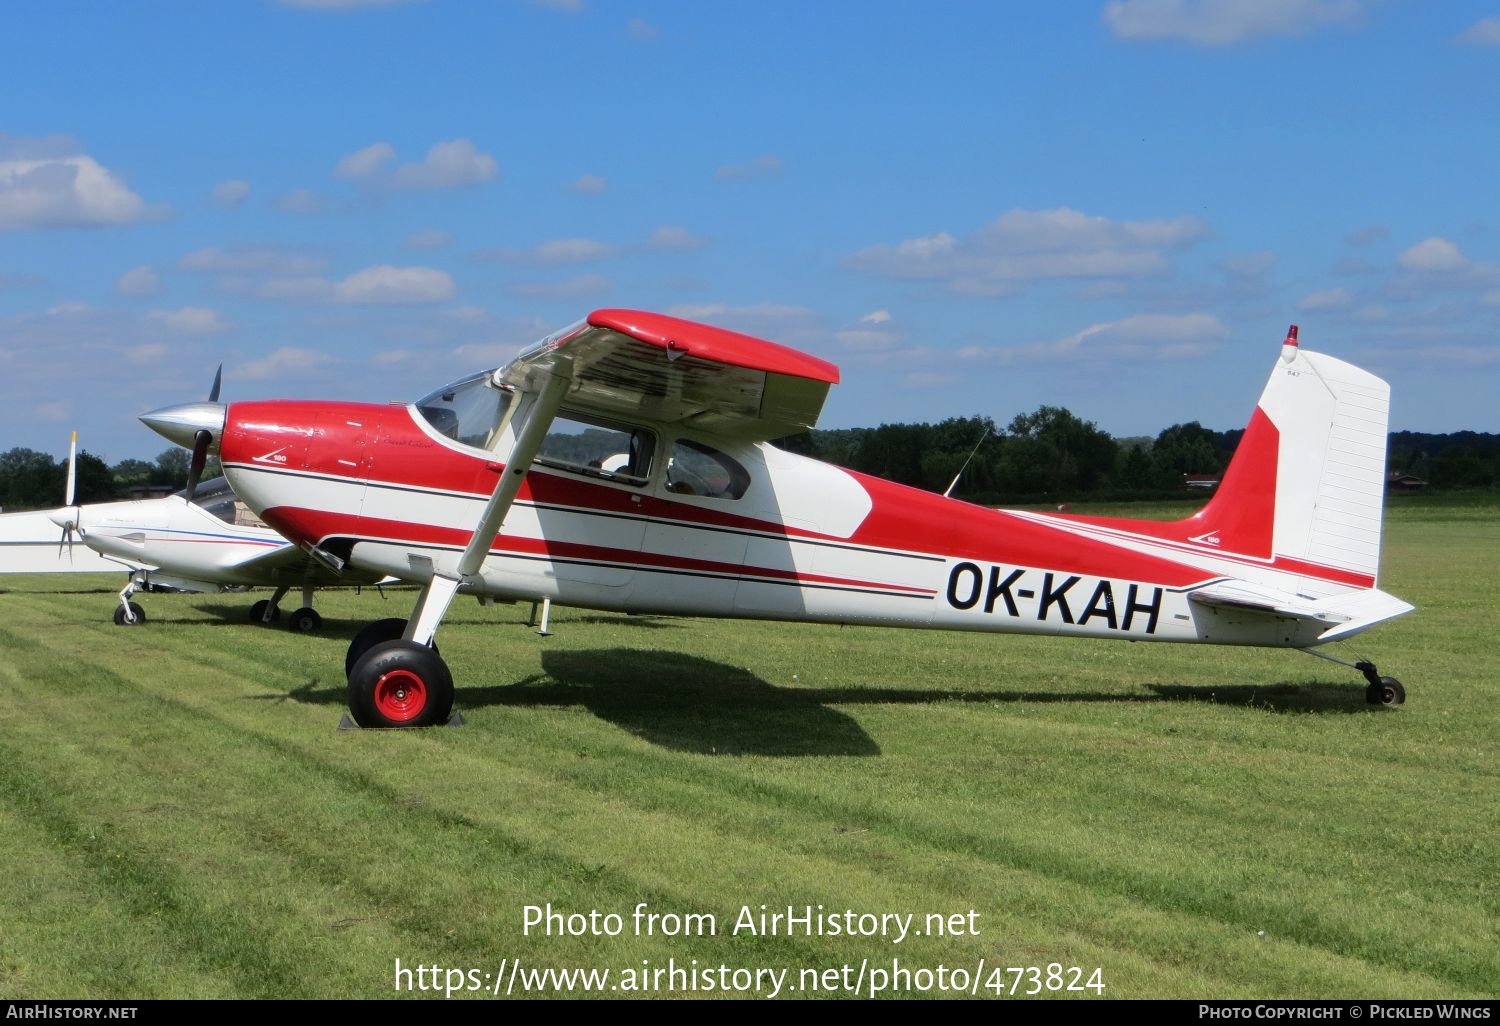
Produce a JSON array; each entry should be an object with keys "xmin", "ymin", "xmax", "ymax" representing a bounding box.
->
[
  {"xmin": 1190, "ymin": 581, "xmax": 1349, "ymax": 625},
  {"xmin": 1190, "ymin": 580, "xmax": 1414, "ymax": 643}
]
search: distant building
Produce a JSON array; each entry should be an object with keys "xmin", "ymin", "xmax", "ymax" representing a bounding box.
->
[
  {"xmin": 1385, "ymin": 472, "xmax": 1427, "ymax": 492},
  {"xmin": 1183, "ymin": 474, "xmax": 1219, "ymax": 491}
]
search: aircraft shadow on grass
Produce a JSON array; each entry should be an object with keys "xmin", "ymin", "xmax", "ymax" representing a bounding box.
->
[{"xmin": 264, "ymin": 648, "xmax": 1378, "ymax": 755}]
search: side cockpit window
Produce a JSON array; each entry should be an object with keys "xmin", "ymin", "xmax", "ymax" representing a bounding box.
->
[
  {"xmin": 536, "ymin": 413, "xmax": 655, "ymax": 487},
  {"xmin": 665, "ymin": 439, "xmax": 750, "ymax": 500},
  {"xmin": 415, "ymin": 372, "xmax": 514, "ymax": 451}
]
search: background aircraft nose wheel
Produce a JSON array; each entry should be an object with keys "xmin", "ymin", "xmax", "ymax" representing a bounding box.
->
[
  {"xmin": 287, "ymin": 607, "xmax": 322, "ymax": 633},
  {"xmin": 347, "ymin": 640, "xmax": 454, "ymax": 728},
  {"xmin": 112, "ymin": 602, "xmax": 146, "ymax": 627},
  {"xmin": 1365, "ymin": 676, "xmax": 1406, "ymax": 706},
  {"xmin": 248, "ymin": 599, "xmax": 281, "ymax": 625}
]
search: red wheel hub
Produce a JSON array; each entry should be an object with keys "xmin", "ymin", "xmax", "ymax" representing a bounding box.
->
[{"xmin": 374, "ymin": 668, "xmax": 428, "ymax": 722}]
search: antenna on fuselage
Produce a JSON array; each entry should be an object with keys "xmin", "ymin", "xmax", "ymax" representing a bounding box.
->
[{"xmin": 943, "ymin": 425, "xmax": 992, "ymax": 498}]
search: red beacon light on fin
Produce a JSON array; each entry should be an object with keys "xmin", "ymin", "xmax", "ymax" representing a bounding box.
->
[
  {"xmin": 1284, "ymin": 325, "xmax": 1299, "ymax": 347},
  {"xmin": 1280, "ymin": 324, "xmax": 1300, "ymax": 363}
]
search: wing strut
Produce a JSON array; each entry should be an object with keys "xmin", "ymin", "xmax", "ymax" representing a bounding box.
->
[{"xmin": 401, "ymin": 363, "xmax": 573, "ymax": 647}]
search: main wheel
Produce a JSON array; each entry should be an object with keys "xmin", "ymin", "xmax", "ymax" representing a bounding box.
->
[
  {"xmin": 345, "ymin": 617, "xmax": 439, "ymax": 679},
  {"xmin": 346, "ymin": 617, "xmax": 407, "ymax": 678},
  {"xmin": 288, "ymin": 607, "xmax": 322, "ymax": 634},
  {"xmin": 249, "ymin": 599, "xmax": 281, "ymax": 625},
  {"xmin": 347, "ymin": 640, "xmax": 454, "ymax": 728},
  {"xmin": 1365, "ymin": 676, "xmax": 1406, "ymax": 706},
  {"xmin": 112, "ymin": 602, "xmax": 146, "ymax": 626}
]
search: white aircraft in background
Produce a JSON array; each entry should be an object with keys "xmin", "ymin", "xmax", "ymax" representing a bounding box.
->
[
  {"xmin": 1, "ymin": 405, "xmax": 388, "ymax": 630},
  {"xmin": 46, "ymin": 473, "xmax": 387, "ymax": 629},
  {"xmin": 142, "ymin": 311, "xmax": 1414, "ymax": 729},
  {"xmin": 0, "ymin": 432, "xmax": 119, "ymax": 574}
]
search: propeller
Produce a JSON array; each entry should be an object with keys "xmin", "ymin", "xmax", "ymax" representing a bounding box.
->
[
  {"xmin": 55, "ymin": 431, "xmax": 80, "ymax": 559},
  {"xmin": 183, "ymin": 364, "xmax": 223, "ymax": 503}
]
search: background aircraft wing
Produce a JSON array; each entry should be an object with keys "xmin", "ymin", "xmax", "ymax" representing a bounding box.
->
[
  {"xmin": 499, "ymin": 308, "xmax": 840, "ymax": 441},
  {"xmin": 229, "ymin": 542, "xmax": 387, "ymax": 587}
]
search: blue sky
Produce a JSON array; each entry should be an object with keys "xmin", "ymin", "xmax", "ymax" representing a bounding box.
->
[{"xmin": 2, "ymin": 0, "xmax": 1498, "ymax": 463}]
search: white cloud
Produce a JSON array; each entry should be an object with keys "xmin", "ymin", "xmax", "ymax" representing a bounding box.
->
[
  {"xmin": 1220, "ymin": 251, "xmax": 1275, "ymax": 277},
  {"xmin": 404, "ymin": 228, "xmax": 453, "ymax": 249},
  {"xmin": 125, "ymin": 343, "xmax": 169, "ymax": 364},
  {"xmin": 475, "ymin": 238, "xmax": 614, "ymax": 264},
  {"xmin": 335, "ymin": 142, "xmax": 395, "ymax": 178},
  {"xmin": 212, "ymin": 179, "xmax": 252, "ymax": 208},
  {"xmin": 146, "ymin": 307, "xmax": 230, "ymax": 334},
  {"xmin": 974, "ymin": 313, "xmax": 1227, "ymax": 364},
  {"xmin": 570, "ymin": 174, "xmax": 607, "ymax": 194},
  {"xmin": 238, "ymin": 346, "xmax": 334, "ymax": 381},
  {"xmin": 860, "ymin": 310, "xmax": 892, "ymax": 325},
  {"xmin": 276, "ymin": 187, "xmax": 325, "ymax": 215},
  {"xmin": 1458, "ymin": 17, "xmax": 1500, "ymax": 45},
  {"xmin": 278, "ymin": 0, "xmax": 424, "ymax": 8},
  {"xmin": 510, "ymin": 274, "xmax": 612, "ymax": 300},
  {"xmin": 845, "ymin": 207, "xmax": 1207, "ymax": 295},
  {"xmin": 1344, "ymin": 224, "xmax": 1387, "ymax": 246},
  {"xmin": 391, "ymin": 139, "xmax": 497, "ymax": 190},
  {"xmin": 180, "ymin": 246, "xmax": 326, "ymax": 275},
  {"xmin": 0, "ymin": 153, "xmax": 161, "ymax": 231},
  {"xmin": 1297, "ymin": 287, "xmax": 1352, "ymax": 310},
  {"xmin": 333, "ymin": 265, "xmax": 454, "ymax": 304},
  {"xmin": 835, "ymin": 328, "xmax": 901, "ymax": 353},
  {"xmin": 116, "ymin": 265, "xmax": 161, "ymax": 297},
  {"xmin": 647, "ymin": 226, "xmax": 709, "ymax": 251},
  {"xmin": 1103, "ymin": 0, "xmax": 1368, "ymax": 46},
  {"xmin": 716, "ymin": 155, "xmax": 784, "ymax": 181},
  {"xmin": 1397, "ymin": 237, "xmax": 1468, "ymax": 273},
  {"xmin": 628, "ymin": 18, "xmax": 658, "ymax": 40}
]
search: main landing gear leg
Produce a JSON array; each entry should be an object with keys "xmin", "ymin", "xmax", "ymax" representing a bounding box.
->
[
  {"xmin": 1301, "ymin": 648, "xmax": 1406, "ymax": 706},
  {"xmin": 344, "ymin": 573, "xmax": 461, "ymax": 729},
  {"xmin": 250, "ymin": 585, "xmax": 290, "ymax": 626}
]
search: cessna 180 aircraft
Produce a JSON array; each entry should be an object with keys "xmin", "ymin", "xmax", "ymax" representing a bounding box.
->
[{"xmin": 140, "ymin": 310, "xmax": 1414, "ymax": 728}]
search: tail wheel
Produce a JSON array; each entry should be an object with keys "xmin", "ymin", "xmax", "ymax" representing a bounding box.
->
[
  {"xmin": 249, "ymin": 599, "xmax": 281, "ymax": 625},
  {"xmin": 347, "ymin": 640, "xmax": 454, "ymax": 729},
  {"xmin": 112, "ymin": 602, "xmax": 146, "ymax": 627},
  {"xmin": 288, "ymin": 607, "xmax": 322, "ymax": 634}
]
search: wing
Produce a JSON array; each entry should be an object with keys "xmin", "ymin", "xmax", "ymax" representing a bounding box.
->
[{"xmin": 499, "ymin": 309, "xmax": 840, "ymax": 441}]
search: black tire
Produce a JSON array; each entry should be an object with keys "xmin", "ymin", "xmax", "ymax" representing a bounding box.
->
[
  {"xmin": 287, "ymin": 607, "xmax": 322, "ymax": 634},
  {"xmin": 112, "ymin": 602, "xmax": 146, "ymax": 627},
  {"xmin": 1366, "ymin": 677, "xmax": 1406, "ymax": 706},
  {"xmin": 347, "ymin": 640, "xmax": 454, "ymax": 729},
  {"xmin": 249, "ymin": 599, "xmax": 281, "ymax": 625},
  {"xmin": 346, "ymin": 617, "xmax": 408, "ymax": 679}
]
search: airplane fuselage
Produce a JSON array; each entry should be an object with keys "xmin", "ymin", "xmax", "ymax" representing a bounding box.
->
[{"xmin": 219, "ymin": 397, "xmax": 1356, "ymax": 651}]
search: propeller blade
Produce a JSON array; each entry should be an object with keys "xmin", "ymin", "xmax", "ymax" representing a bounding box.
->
[
  {"xmin": 64, "ymin": 430, "xmax": 77, "ymax": 507},
  {"xmin": 185, "ymin": 428, "xmax": 211, "ymax": 504},
  {"xmin": 208, "ymin": 363, "xmax": 223, "ymax": 404}
]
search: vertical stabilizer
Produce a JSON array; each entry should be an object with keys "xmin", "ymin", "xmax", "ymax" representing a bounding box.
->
[{"xmin": 1189, "ymin": 326, "xmax": 1391, "ymax": 585}]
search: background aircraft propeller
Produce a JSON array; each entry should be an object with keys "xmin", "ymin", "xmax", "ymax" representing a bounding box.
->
[{"xmin": 55, "ymin": 431, "xmax": 80, "ymax": 559}]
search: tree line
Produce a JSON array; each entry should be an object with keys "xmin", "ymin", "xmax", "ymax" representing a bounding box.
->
[{"xmin": 2, "ymin": 412, "xmax": 1497, "ymax": 511}]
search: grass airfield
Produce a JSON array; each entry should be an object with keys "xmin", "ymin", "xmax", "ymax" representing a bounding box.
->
[{"xmin": 0, "ymin": 497, "xmax": 1494, "ymax": 1000}]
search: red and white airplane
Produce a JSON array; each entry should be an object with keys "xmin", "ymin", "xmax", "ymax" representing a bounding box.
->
[{"xmin": 140, "ymin": 310, "xmax": 1414, "ymax": 728}]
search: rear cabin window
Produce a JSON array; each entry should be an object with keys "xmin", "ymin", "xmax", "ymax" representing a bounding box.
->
[{"xmin": 665, "ymin": 439, "xmax": 750, "ymax": 500}]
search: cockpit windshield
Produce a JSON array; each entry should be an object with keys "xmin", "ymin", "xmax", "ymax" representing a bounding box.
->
[{"xmin": 414, "ymin": 371, "xmax": 514, "ymax": 451}]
